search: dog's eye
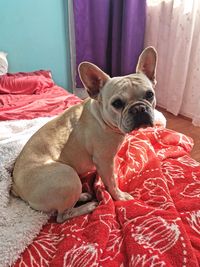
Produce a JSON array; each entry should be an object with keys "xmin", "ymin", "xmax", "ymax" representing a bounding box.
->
[
  {"xmin": 145, "ymin": 90, "xmax": 154, "ymax": 100},
  {"xmin": 111, "ymin": 99, "xmax": 125, "ymax": 109}
]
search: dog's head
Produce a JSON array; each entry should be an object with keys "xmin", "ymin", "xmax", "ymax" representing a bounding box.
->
[{"xmin": 78, "ymin": 47, "xmax": 157, "ymax": 134}]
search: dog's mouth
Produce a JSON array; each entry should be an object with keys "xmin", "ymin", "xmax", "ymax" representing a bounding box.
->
[
  {"xmin": 121, "ymin": 104, "xmax": 154, "ymax": 133},
  {"xmin": 132, "ymin": 120, "xmax": 154, "ymax": 131},
  {"xmin": 133, "ymin": 111, "xmax": 154, "ymax": 128},
  {"xmin": 122, "ymin": 119, "xmax": 153, "ymax": 133}
]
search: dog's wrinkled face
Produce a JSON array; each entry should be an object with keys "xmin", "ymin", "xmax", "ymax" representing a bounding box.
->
[
  {"xmin": 79, "ymin": 46, "xmax": 157, "ymax": 134},
  {"xmin": 100, "ymin": 73, "xmax": 155, "ymax": 133}
]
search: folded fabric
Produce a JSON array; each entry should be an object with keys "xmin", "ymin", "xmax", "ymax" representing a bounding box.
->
[
  {"xmin": 0, "ymin": 70, "xmax": 54, "ymax": 94},
  {"xmin": 0, "ymin": 85, "xmax": 82, "ymax": 120}
]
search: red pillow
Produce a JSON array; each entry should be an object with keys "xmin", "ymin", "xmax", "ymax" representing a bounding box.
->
[{"xmin": 0, "ymin": 70, "xmax": 55, "ymax": 94}]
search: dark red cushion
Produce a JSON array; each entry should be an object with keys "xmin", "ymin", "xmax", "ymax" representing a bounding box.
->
[{"xmin": 0, "ymin": 70, "xmax": 54, "ymax": 95}]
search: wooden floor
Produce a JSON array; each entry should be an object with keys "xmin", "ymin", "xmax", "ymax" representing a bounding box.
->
[{"xmin": 158, "ymin": 108, "xmax": 200, "ymax": 162}]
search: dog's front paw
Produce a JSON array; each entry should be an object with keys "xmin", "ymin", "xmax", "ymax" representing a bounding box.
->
[{"xmin": 112, "ymin": 189, "xmax": 133, "ymax": 201}]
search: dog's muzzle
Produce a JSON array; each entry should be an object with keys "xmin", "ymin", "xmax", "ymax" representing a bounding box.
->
[{"xmin": 122, "ymin": 103, "xmax": 154, "ymax": 133}]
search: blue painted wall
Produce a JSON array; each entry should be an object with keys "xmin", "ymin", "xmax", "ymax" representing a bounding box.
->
[{"xmin": 0, "ymin": 0, "xmax": 71, "ymax": 90}]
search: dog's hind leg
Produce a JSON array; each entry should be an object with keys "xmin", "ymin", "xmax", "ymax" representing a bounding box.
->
[
  {"xmin": 21, "ymin": 163, "xmax": 82, "ymax": 213},
  {"xmin": 78, "ymin": 192, "xmax": 93, "ymax": 202},
  {"xmin": 56, "ymin": 201, "xmax": 98, "ymax": 223},
  {"xmin": 13, "ymin": 162, "xmax": 98, "ymax": 222}
]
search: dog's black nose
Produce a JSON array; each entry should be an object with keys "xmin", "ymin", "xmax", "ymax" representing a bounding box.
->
[{"xmin": 129, "ymin": 104, "xmax": 147, "ymax": 114}]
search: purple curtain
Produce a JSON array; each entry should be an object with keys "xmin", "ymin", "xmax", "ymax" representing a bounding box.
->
[{"xmin": 73, "ymin": 0, "xmax": 146, "ymax": 87}]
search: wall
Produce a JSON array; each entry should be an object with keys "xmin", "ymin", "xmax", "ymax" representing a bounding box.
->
[{"xmin": 0, "ymin": 0, "xmax": 71, "ymax": 90}]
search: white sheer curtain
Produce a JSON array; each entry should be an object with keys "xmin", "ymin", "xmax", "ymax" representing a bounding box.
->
[{"xmin": 145, "ymin": 0, "xmax": 200, "ymax": 126}]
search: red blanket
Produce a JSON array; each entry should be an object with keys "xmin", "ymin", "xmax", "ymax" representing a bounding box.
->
[
  {"xmin": 0, "ymin": 70, "xmax": 81, "ymax": 120},
  {"xmin": 0, "ymin": 85, "xmax": 81, "ymax": 120},
  {"xmin": 13, "ymin": 127, "xmax": 200, "ymax": 267}
]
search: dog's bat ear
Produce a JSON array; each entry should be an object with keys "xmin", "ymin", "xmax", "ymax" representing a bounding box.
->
[
  {"xmin": 136, "ymin": 46, "xmax": 157, "ymax": 86},
  {"xmin": 78, "ymin": 62, "xmax": 110, "ymax": 99}
]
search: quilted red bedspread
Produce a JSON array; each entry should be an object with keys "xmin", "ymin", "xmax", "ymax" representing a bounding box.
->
[{"xmin": 13, "ymin": 127, "xmax": 200, "ymax": 267}]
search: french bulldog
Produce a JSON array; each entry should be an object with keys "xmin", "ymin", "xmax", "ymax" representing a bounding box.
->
[{"xmin": 12, "ymin": 47, "xmax": 159, "ymax": 223}]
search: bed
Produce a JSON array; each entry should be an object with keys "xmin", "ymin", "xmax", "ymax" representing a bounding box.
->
[{"xmin": 0, "ymin": 70, "xmax": 200, "ymax": 267}]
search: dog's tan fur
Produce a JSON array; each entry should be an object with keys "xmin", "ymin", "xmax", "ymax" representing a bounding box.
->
[{"xmin": 12, "ymin": 47, "xmax": 158, "ymax": 222}]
